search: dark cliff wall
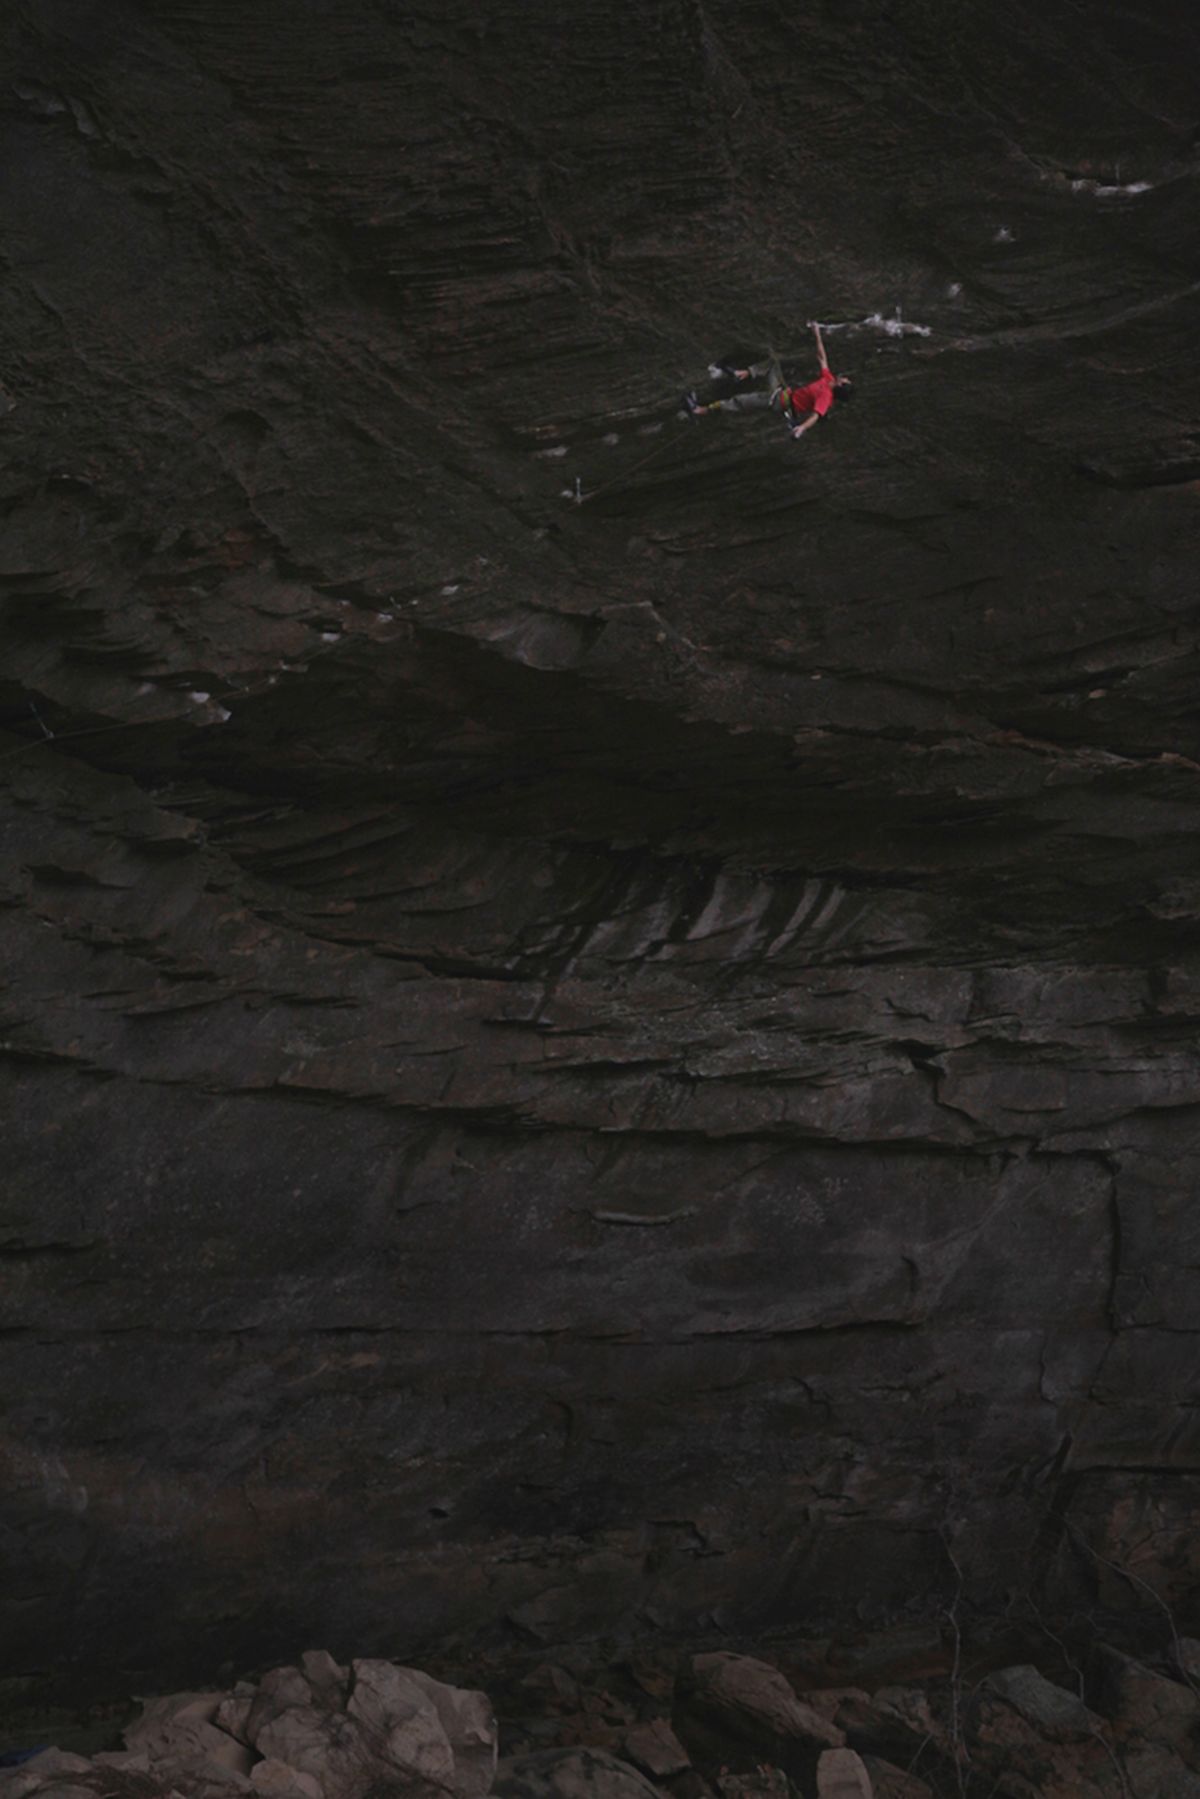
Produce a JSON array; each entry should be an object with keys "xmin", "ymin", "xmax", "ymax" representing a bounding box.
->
[{"xmin": 3, "ymin": 0, "xmax": 1200, "ymax": 1698}]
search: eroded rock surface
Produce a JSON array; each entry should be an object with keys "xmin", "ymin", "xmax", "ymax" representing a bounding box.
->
[{"xmin": 2, "ymin": 0, "xmax": 1200, "ymax": 1697}]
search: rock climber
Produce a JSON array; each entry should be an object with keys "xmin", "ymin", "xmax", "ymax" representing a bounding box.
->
[{"xmin": 683, "ymin": 322, "xmax": 853, "ymax": 440}]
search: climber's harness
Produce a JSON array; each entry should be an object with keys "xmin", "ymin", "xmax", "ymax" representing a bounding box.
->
[{"xmin": 771, "ymin": 385, "xmax": 797, "ymax": 430}]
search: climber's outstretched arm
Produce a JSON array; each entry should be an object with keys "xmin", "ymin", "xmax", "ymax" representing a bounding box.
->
[{"xmin": 809, "ymin": 320, "xmax": 830, "ymax": 373}]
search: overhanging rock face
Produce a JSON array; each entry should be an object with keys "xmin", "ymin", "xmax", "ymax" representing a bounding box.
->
[{"xmin": 3, "ymin": 0, "xmax": 1200, "ymax": 1694}]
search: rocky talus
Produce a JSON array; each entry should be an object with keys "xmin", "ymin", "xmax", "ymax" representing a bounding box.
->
[
  {"xmin": 7, "ymin": 1644, "xmax": 1200, "ymax": 1799},
  {"xmin": 3, "ymin": 0, "xmax": 1200, "ymax": 1707}
]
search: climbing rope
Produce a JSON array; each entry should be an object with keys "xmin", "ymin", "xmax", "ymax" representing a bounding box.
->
[{"xmin": 574, "ymin": 425, "xmax": 685, "ymax": 505}]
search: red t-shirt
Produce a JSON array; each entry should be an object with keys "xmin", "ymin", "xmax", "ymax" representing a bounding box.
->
[{"xmin": 783, "ymin": 369, "xmax": 836, "ymax": 417}]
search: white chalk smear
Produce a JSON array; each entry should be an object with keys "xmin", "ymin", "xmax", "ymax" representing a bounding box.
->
[
  {"xmin": 441, "ymin": 583, "xmax": 460, "ymax": 596},
  {"xmin": 862, "ymin": 306, "xmax": 932, "ymax": 338},
  {"xmin": 994, "ymin": 226, "xmax": 1014, "ymax": 243},
  {"xmin": 533, "ymin": 444, "xmax": 567, "ymax": 459},
  {"xmin": 1071, "ymin": 177, "xmax": 1153, "ymax": 198},
  {"xmin": 602, "ymin": 432, "xmax": 620, "ymax": 446},
  {"xmin": 188, "ymin": 690, "xmax": 210, "ymax": 704},
  {"xmin": 638, "ymin": 422, "xmax": 664, "ymax": 436}
]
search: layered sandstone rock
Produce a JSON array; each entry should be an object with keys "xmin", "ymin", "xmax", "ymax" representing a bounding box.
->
[{"xmin": 2, "ymin": 0, "xmax": 1200, "ymax": 1701}]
